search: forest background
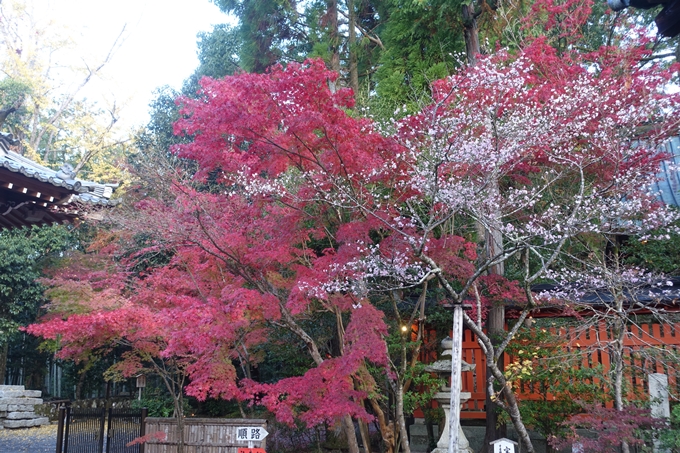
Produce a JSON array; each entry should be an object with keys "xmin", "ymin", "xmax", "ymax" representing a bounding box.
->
[{"xmin": 1, "ymin": 0, "xmax": 680, "ymax": 452}]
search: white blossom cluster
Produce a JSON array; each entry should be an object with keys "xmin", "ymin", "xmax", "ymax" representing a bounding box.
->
[
  {"xmin": 248, "ymin": 51, "xmax": 680, "ymax": 304},
  {"xmin": 536, "ymin": 266, "xmax": 677, "ymax": 307},
  {"xmin": 314, "ymin": 242, "xmax": 433, "ymax": 297}
]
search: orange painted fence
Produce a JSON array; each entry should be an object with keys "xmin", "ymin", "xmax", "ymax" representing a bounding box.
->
[{"xmin": 451, "ymin": 322, "xmax": 680, "ymax": 419}]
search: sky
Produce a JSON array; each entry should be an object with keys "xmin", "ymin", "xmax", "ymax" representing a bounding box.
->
[{"xmin": 38, "ymin": 0, "xmax": 233, "ymax": 130}]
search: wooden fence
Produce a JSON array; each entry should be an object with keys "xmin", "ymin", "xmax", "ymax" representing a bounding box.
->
[
  {"xmin": 144, "ymin": 417, "xmax": 267, "ymax": 453},
  {"xmin": 455, "ymin": 322, "xmax": 680, "ymax": 419}
]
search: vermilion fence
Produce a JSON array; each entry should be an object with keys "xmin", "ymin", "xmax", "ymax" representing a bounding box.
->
[{"xmin": 449, "ymin": 322, "xmax": 680, "ymax": 419}]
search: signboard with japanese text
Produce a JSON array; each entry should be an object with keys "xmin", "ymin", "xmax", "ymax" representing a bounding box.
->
[{"xmin": 236, "ymin": 426, "xmax": 269, "ymax": 442}]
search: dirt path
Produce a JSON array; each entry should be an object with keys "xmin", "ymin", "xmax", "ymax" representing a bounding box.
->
[{"xmin": 0, "ymin": 424, "xmax": 57, "ymax": 453}]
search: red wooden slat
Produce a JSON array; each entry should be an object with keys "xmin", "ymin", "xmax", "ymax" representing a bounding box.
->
[{"xmin": 456, "ymin": 322, "xmax": 680, "ymax": 419}]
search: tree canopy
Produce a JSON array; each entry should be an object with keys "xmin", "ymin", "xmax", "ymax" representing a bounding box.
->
[
  {"xmin": 19, "ymin": 1, "xmax": 680, "ymax": 452},
  {"xmin": 0, "ymin": 0, "xmax": 129, "ymax": 183},
  {"xmin": 28, "ymin": 5, "xmax": 680, "ymax": 447}
]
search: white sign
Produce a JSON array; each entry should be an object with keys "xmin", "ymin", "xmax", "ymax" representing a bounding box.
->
[
  {"xmin": 236, "ymin": 427, "xmax": 269, "ymax": 442},
  {"xmin": 490, "ymin": 438, "xmax": 517, "ymax": 453}
]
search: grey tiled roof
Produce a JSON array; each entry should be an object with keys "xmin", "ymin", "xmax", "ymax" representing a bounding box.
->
[{"xmin": 0, "ymin": 138, "xmax": 117, "ymax": 206}]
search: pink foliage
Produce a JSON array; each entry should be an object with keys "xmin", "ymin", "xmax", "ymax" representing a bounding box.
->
[
  {"xmin": 242, "ymin": 305, "xmax": 388, "ymax": 427},
  {"xmin": 174, "ymin": 59, "xmax": 397, "ymax": 186},
  {"xmin": 550, "ymin": 404, "xmax": 666, "ymax": 451},
  {"xmin": 126, "ymin": 430, "xmax": 167, "ymax": 447}
]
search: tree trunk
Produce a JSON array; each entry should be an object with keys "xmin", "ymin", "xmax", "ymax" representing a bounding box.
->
[
  {"xmin": 282, "ymin": 305, "xmax": 360, "ymax": 453},
  {"xmin": 175, "ymin": 392, "xmax": 185, "ymax": 453},
  {"xmin": 484, "ymin": 308, "xmax": 506, "ymax": 451},
  {"xmin": 486, "ymin": 350, "xmax": 535, "ymax": 453},
  {"xmin": 343, "ymin": 415, "xmax": 361, "ymax": 453},
  {"xmin": 462, "ymin": 3, "xmax": 480, "ymax": 66},
  {"xmin": 327, "ymin": 0, "xmax": 341, "ymax": 73},
  {"xmin": 155, "ymin": 359, "xmax": 186, "ymax": 453},
  {"xmin": 462, "ymin": 6, "xmax": 505, "ymax": 446},
  {"xmin": 347, "ymin": 0, "xmax": 359, "ymax": 97},
  {"xmin": 76, "ymin": 368, "xmax": 87, "ymax": 400},
  {"xmin": 612, "ymin": 315, "xmax": 630, "ymax": 453},
  {"xmin": 368, "ymin": 396, "xmax": 396, "ymax": 453},
  {"xmin": 483, "ymin": 181, "xmax": 506, "ymax": 451},
  {"xmin": 359, "ymin": 418, "xmax": 372, "ymax": 453},
  {"xmin": 499, "ymin": 383, "xmax": 534, "ymax": 453},
  {"xmin": 463, "ymin": 312, "xmax": 536, "ymax": 453},
  {"xmin": 0, "ymin": 342, "xmax": 8, "ymax": 385},
  {"xmin": 395, "ymin": 381, "xmax": 411, "ymax": 453}
]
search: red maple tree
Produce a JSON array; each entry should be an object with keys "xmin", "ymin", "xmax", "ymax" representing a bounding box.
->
[{"xmin": 28, "ymin": 10, "xmax": 680, "ymax": 453}]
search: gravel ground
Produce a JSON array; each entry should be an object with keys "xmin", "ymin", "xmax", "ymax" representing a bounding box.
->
[{"xmin": 0, "ymin": 424, "xmax": 57, "ymax": 453}]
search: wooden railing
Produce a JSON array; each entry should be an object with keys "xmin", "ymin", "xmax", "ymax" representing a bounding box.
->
[
  {"xmin": 452, "ymin": 322, "xmax": 680, "ymax": 419},
  {"xmin": 144, "ymin": 417, "xmax": 268, "ymax": 453}
]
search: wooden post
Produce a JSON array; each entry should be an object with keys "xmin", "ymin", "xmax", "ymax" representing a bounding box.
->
[
  {"xmin": 55, "ymin": 405, "xmax": 65, "ymax": 453},
  {"xmin": 448, "ymin": 304, "xmax": 463, "ymax": 453},
  {"xmin": 63, "ymin": 406, "xmax": 71, "ymax": 453},
  {"xmin": 140, "ymin": 408, "xmax": 148, "ymax": 453},
  {"xmin": 101, "ymin": 408, "xmax": 108, "ymax": 453}
]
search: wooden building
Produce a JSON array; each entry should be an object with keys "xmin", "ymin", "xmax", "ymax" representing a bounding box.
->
[{"xmin": 0, "ymin": 134, "xmax": 116, "ymax": 229}]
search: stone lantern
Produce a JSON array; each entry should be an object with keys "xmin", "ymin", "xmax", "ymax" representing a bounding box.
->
[{"xmin": 424, "ymin": 337, "xmax": 475, "ymax": 453}]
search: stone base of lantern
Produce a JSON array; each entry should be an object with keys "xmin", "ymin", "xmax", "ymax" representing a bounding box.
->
[
  {"xmin": 431, "ymin": 429, "xmax": 473, "ymax": 453},
  {"xmin": 431, "ymin": 390, "xmax": 473, "ymax": 453}
]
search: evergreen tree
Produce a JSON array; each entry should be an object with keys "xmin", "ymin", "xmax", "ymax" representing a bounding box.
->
[
  {"xmin": 372, "ymin": 0, "xmax": 465, "ymax": 110},
  {"xmin": 211, "ymin": 0, "xmax": 302, "ymax": 73},
  {"xmin": 193, "ymin": 24, "xmax": 243, "ymax": 80},
  {"xmin": 0, "ymin": 225, "xmax": 77, "ymax": 383}
]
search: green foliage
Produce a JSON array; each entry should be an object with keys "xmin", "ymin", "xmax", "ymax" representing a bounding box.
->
[
  {"xmin": 195, "ymin": 23, "xmax": 242, "ymax": 79},
  {"xmin": 183, "ymin": 23, "xmax": 243, "ymax": 95},
  {"xmin": 0, "ymin": 78, "xmax": 31, "ymax": 107},
  {"xmin": 659, "ymin": 404, "xmax": 680, "ymax": 449},
  {"xmin": 131, "ymin": 388, "xmax": 185, "ymax": 417},
  {"xmin": 0, "ymin": 224, "xmax": 82, "ymax": 389},
  {"xmin": 623, "ymin": 231, "xmax": 680, "ymax": 275},
  {"xmin": 255, "ymin": 313, "xmax": 330, "ymax": 383},
  {"xmin": 420, "ymin": 300, "xmax": 462, "ymax": 336},
  {"xmin": 0, "ymin": 225, "xmax": 77, "ymax": 343},
  {"xmin": 504, "ymin": 326, "xmax": 609, "ymax": 440},
  {"xmin": 302, "ymin": 1, "xmax": 342, "ymax": 64},
  {"xmin": 0, "ymin": 77, "xmax": 31, "ymax": 133},
  {"xmin": 59, "ymin": 356, "xmax": 117, "ymax": 400},
  {"xmin": 6, "ymin": 332, "xmax": 51, "ymax": 390},
  {"xmin": 127, "ymin": 373, "xmax": 192, "ymax": 417},
  {"xmin": 195, "ymin": 398, "xmax": 243, "ymax": 417},
  {"xmin": 372, "ymin": 0, "xmax": 466, "ymax": 108},
  {"xmin": 135, "ymin": 86, "xmax": 184, "ymax": 156},
  {"xmin": 211, "ymin": 0, "xmax": 301, "ymax": 73},
  {"xmin": 402, "ymin": 362, "xmax": 444, "ymax": 415}
]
